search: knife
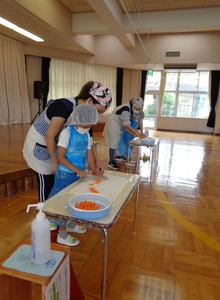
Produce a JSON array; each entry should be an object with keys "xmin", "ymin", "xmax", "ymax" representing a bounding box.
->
[{"xmin": 86, "ymin": 175, "xmax": 108, "ymax": 181}]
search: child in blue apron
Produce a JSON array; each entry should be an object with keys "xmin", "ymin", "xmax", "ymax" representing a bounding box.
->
[
  {"xmin": 49, "ymin": 104, "xmax": 99, "ymax": 246},
  {"xmin": 117, "ymin": 111, "xmax": 145, "ymax": 166}
]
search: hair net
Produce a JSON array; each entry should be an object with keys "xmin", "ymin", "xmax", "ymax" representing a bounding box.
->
[
  {"xmin": 131, "ymin": 97, "xmax": 144, "ymax": 109},
  {"xmin": 89, "ymin": 82, "xmax": 112, "ymax": 109},
  {"xmin": 133, "ymin": 110, "xmax": 145, "ymax": 121},
  {"xmin": 70, "ymin": 104, "xmax": 99, "ymax": 125}
]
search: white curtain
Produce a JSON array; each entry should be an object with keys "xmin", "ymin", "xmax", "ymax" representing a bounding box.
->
[
  {"xmin": 0, "ymin": 34, "xmax": 30, "ymax": 125},
  {"xmin": 47, "ymin": 59, "xmax": 117, "ymax": 113}
]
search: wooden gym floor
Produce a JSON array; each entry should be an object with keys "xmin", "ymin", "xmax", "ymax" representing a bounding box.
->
[{"xmin": 0, "ymin": 124, "xmax": 220, "ymax": 300}]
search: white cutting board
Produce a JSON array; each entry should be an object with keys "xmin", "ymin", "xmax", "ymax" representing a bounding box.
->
[{"xmin": 68, "ymin": 174, "xmax": 127, "ymax": 200}]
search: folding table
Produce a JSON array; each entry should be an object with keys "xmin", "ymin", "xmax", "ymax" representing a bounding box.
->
[
  {"xmin": 127, "ymin": 137, "xmax": 160, "ymax": 182},
  {"xmin": 42, "ymin": 170, "xmax": 140, "ymax": 300}
]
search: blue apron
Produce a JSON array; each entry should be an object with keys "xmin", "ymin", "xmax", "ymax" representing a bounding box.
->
[
  {"xmin": 117, "ymin": 116, "xmax": 139, "ymax": 157},
  {"xmin": 49, "ymin": 125, "xmax": 88, "ymax": 197}
]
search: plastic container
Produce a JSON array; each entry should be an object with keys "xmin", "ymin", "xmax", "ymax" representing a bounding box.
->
[
  {"xmin": 141, "ymin": 137, "xmax": 155, "ymax": 145},
  {"xmin": 144, "ymin": 128, "xmax": 149, "ymax": 137},
  {"xmin": 68, "ymin": 193, "xmax": 112, "ymax": 220},
  {"xmin": 26, "ymin": 202, "xmax": 51, "ymax": 264}
]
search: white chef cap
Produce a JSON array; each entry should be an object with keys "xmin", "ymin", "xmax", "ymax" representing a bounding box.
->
[
  {"xmin": 70, "ymin": 104, "xmax": 99, "ymax": 125},
  {"xmin": 131, "ymin": 97, "xmax": 144, "ymax": 109},
  {"xmin": 133, "ymin": 110, "xmax": 145, "ymax": 121}
]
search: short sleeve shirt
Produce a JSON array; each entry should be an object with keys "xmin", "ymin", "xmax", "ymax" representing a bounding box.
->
[
  {"xmin": 47, "ymin": 98, "xmax": 77, "ymax": 120},
  {"xmin": 58, "ymin": 127, "xmax": 91, "ymax": 150}
]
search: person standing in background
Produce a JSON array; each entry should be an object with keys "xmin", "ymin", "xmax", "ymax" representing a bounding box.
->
[
  {"xmin": 117, "ymin": 110, "xmax": 145, "ymax": 166},
  {"xmin": 103, "ymin": 97, "xmax": 145, "ymax": 170}
]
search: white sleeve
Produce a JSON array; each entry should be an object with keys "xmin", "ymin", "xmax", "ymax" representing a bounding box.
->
[
  {"xmin": 57, "ymin": 127, "xmax": 70, "ymax": 148},
  {"xmin": 120, "ymin": 110, "xmax": 131, "ymax": 126},
  {"xmin": 58, "ymin": 128, "xmax": 91, "ymax": 149},
  {"xmin": 87, "ymin": 133, "xmax": 91, "ymax": 149}
]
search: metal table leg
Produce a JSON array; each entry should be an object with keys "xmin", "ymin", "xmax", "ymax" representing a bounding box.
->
[
  {"xmin": 135, "ymin": 146, "xmax": 141, "ymax": 175},
  {"xmin": 149, "ymin": 142, "xmax": 160, "ymax": 183},
  {"xmin": 101, "ymin": 228, "xmax": 108, "ymax": 300},
  {"xmin": 149, "ymin": 147, "xmax": 154, "ymax": 183},
  {"xmin": 133, "ymin": 183, "xmax": 140, "ymax": 234}
]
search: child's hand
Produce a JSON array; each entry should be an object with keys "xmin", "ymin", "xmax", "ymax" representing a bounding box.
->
[
  {"xmin": 95, "ymin": 162, "xmax": 104, "ymax": 175},
  {"xmin": 94, "ymin": 170, "xmax": 104, "ymax": 176},
  {"xmin": 77, "ymin": 170, "xmax": 90, "ymax": 179},
  {"xmin": 135, "ymin": 131, "xmax": 142, "ymax": 138}
]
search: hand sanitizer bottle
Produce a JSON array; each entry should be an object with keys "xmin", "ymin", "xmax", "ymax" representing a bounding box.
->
[{"xmin": 26, "ymin": 202, "xmax": 51, "ymax": 264}]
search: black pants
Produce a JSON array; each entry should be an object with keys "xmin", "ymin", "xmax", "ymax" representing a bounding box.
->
[{"xmin": 35, "ymin": 172, "xmax": 55, "ymax": 202}]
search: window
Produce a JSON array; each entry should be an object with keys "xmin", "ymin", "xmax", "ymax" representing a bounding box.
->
[
  {"xmin": 161, "ymin": 72, "xmax": 209, "ymax": 118},
  {"xmin": 144, "ymin": 71, "xmax": 161, "ymax": 128}
]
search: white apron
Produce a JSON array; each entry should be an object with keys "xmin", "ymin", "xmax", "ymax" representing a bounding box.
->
[
  {"xmin": 103, "ymin": 103, "xmax": 131, "ymax": 149},
  {"xmin": 23, "ymin": 126, "xmax": 53, "ymax": 174}
]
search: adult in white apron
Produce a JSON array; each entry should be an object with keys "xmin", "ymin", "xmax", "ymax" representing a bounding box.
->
[
  {"xmin": 103, "ymin": 97, "xmax": 144, "ymax": 170},
  {"xmin": 117, "ymin": 111, "xmax": 145, "ymax": 162}
]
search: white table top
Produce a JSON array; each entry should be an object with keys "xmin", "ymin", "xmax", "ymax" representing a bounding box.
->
[
  {"xmin": 128, "ymin": 137, "xmax": 160, "ymax": 147},
  {"xmin": 43, "ymin": 170, "xmax": 140, "ymax": 229}
]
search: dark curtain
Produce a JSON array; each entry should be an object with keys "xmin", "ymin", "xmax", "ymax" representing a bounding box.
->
[
  {"xmin": 207, "ymin": 70, "xmax": 220, "ymax": 128},
  {"xmin": 116, "ymin": 68, "xmax": 123, "ymax": 106},
  {"xmin": 141, "ymin": 70, "xmax": 147, "ymax": 99},
  {"xmin": 42, "ymin": 57, "xmax": 51, "ymax": 109}
]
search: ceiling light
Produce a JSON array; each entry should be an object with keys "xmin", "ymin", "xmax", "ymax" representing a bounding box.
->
[{"xmin": 0, "ymin": 17, "xmax": 44, "ymax": 42}]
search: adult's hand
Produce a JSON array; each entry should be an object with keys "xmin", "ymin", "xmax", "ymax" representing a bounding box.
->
[{"xmin": 52, "ymin": 159, "xmax": 58, "ymax": 174}]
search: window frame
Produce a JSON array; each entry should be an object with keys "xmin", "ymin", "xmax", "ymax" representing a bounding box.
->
[{"xmin": 161, "ymin": 71, "xmax": 209, "ymax": 119}]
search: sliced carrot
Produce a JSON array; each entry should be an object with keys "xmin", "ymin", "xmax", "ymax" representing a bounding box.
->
[
  {"xmin": 75, "ymin": 200, "xmax": 100, "ymax": 210},
  {"xmin": 89, "ymin": 187, "xmax": 99, "ymax": 193},
  {"xmin": 94, "ymin": 178, "xmax": 101, "ymax": 184}
]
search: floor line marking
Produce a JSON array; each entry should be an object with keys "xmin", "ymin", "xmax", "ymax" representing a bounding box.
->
[{"xmin": 154, "ymin": 183, "xmax": 220, "ymax": 253}]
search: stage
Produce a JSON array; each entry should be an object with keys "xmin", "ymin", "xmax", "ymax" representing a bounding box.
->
[{"xmin": 0, "ymin": 124, "xmax": 36, "ymax": 198}]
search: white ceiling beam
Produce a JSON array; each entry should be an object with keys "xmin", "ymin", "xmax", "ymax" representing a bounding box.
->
[
  {"xmin": 72, "ymin": 6, "xmax": 220, "ymax": 36},
  {"xmin": 81, "ymin": 0, "xmax": 135, "ymax": 48},
  {"xmin": 123, "ymin": 7, "xmax": 220, "ymax": 34}
]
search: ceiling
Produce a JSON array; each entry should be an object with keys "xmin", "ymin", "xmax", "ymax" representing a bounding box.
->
[
  {"xmin": 61, "ymin": 0, "xmax": 220, "ymax": 14},
  {"xmin": 0, "ymin": 0, "xmax": 220, "ymax": 60}
]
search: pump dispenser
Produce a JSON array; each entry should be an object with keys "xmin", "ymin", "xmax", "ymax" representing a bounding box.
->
[{"xmin": 26, "ymin": 202, "xmax": 51, "ymax": 264}]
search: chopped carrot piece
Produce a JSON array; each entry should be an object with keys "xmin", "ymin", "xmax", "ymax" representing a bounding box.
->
[
  {"xmin": 75, "ymin": 200, "xmax": 100, "ymax": 210},
  {"xmin": 94, "ymin": 178, "xmax": 101, "ymax": 184},
  {"xmin": 89, "ymin": 187, "xmax": 99, "ymax": 193}
]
